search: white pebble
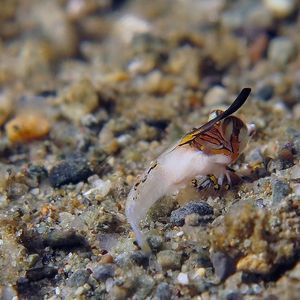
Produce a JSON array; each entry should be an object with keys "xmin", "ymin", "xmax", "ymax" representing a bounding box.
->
[
  {"xmin": 264, "ymin": 0, "xmax": 295, "ymax": 18},
  {"xmin": 177, "ymin": 272, "xmax": 189, "ymax": 285},
  {"xmin": 203, "ymin": 86, "xmax": 229, "ymax": 106}
]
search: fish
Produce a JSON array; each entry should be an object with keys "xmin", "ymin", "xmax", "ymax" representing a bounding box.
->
[{"xmin": 126, "ymin": 88, "xmax": 253, "ymax": 251}]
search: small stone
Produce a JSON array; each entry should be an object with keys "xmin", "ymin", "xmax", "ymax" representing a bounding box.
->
[
  {"xmin": 203, "ymin": 86, "xmax": 229, "ymax": 106},
  {"xmin": 264, "ymin": 0, "xmax": 296, "ymax": 18},
  {"xmin": 49, "ymin": 157, "xmax": 92, "ymax": 187},
  {"xmin": 177, "ymin": 273, "xmax": 189, "ymax": 285},
  {"xmin": 6, "ymin": 113, "xmax": 50, "ymax": 143},
  {"xmin": 170, "ymin": 201, "xmax": 214, "ymax": 227},
  {"xmin": 92, "ymin": 264, "xmax": 115, "ymax": 282},
  {"xmin": 67, "ymin": 269, "xmax": 91, "ymax": 287},
  {"xmin": 146, "ymin": 235, "xmax": 163, "ymax": 253},
  {"xmin": 255, "ymin": 84, "xmax": 274, "ymax": 101},
  {"xmin": 157, "ymin": 250, "xmax": 182, "ymax": 270},
  {"xmin": 108, "ymin": 285, "xmax": 128, "ymax": 300},
  {"xmin": 0, "ymin": 285, "xmax": 19, "ymax": 300},
  {"xmin": 26, "ymin": 266, "xmax": 58, "ymax": 282},
  {"xmin": 100, "ymin": 254, "xmax": 114, "ymax": 264},
  {"xmin": 210, "ymin": 252, "xmax": 235, "ymax": 281},
  {"xmin": 130, "ymin": 250, "xmax": 149, "ymax": 268},
  {"xmin": 154, "ymin": 282, "xmax": 172, "ymax": 300},
  {"xmin": 271, "ymin": 178, "xmax": 291, "ymax": 204},
  {"xmin": 268, "ymin": 37, "xmax": 295, "ymax": 67},
  {"xmin": 134, "ymin": 275, "xmax": 155, "ymax": 299},
  {"xmin": 58, "ymin": 79, "xmax": 99, "ymax": 123}
]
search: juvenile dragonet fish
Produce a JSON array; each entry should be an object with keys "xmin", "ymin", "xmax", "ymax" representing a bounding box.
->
[{"xmin": 126, "ymin": 88, "xmax": 252, "ymax": 251}]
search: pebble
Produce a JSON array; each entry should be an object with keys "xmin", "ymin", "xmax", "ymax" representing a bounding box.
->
[
  {"xmin": 157, "ymin": 250, "xmax": 182, "ymax": 270},
  {"xmin": 58, "ymin": 79, "xmax": 99, "ymax": 123},
  {"xmin": 0, "ymin": 285, "xmax": 18, "ymax": 300},
  {"xmin": 271, "ymin": 178, "xmax": 291, "ymax": 205},
  {"xmin": 203, "ymin": 86, "xmax": 229, "ymax": 106},
  {"xmin": 264, "ymin": 0, "xmax": 296, "ymax": 18},
  {"xmin": 210, "ymin": 252, "xmax": 236, "ymax": 281},
  {"xmin": 146, "ymin": 234, "xmax": 163, "ymax": 253},
  {"xmin": 170, "ymin": 201, "xmax": 214, "ymax": 227},
  {"xmin": 5, "ymin": 113, "xmax": 50, "ymax": 143},
  {"xmin": 92, "ymin": 264, "xmax": 115, "ymax": 282},
  {"xmin": 49, "ymin": 157, "xmax": 92, "ymax": 187},
  {"xmin": 7, "ymin": 182, "xmax": 29, "ymax": 199},
  {"xmin": 130, "ymin": 250, "xmax": 149, "ymax": 268},
  {"xmin": 134, "ymin": 275, "xmax": 155, "ymax": 299},
  {"xmin": 255, "ymin": 84, "xmax": 274, "ymax": 101},
  {"xmin": 177, "ymin": 272, "xmax": 189, "ymax": 285},
  {"xmin": 154, "ymin": 282, "xmax": 172, "ymax": 300},
  {"xmin": 268, "ymin": 37, "xmax": 295, "ymax": 68},
  {"xmin": 67, "ymin": 269, "xmax": 91, "ymax": 287}
]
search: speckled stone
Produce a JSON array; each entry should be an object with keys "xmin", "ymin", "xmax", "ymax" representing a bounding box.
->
[
  {"xmin": 271, "ymin": 178, "xmax": 291, "ymax": 205},
  {"xmin": 157, "ymin": 250, "xmax": 182, "ymax": 270},
  {"xmin": 170, "ymin": 202, "xmax": 214, "ymax": 226},
  {"xmin": 67, "ymin": 269, "xmax": 91, "ymax": 287}
]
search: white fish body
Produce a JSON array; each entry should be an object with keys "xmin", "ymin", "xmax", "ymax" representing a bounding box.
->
[{"xmin": 125, "ymin": 144, "xmax": 231, "ymax": 250}]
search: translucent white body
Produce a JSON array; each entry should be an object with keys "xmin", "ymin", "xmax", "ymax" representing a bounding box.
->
[{"xmin": 125, "ymin": 144, "xmax": 231, "ymax": 250}]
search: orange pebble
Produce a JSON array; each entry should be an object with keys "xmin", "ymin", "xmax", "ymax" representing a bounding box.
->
[
  {"xmin": 6, "ymin": 113, "xmax": 50, "ymax": 143},
  {"xmin": 100, "ymin": 254, "xmax": 114, "ymax": 264}
]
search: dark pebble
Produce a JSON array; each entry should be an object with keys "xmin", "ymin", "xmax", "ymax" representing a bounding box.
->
[
  {"xmin": 155, "ymin": 282, "xmax": 172, "ymax": 300},
  {"xmin": 92, "ymin": 264, "xmax": 115, "ymax": 282},
  {"xmin": 256, "ymin": 84, "xmax": 274, "ymax": 101},
  {"xmin": 226, "ymin": 292, "xmax": 244, "ymax": 300},
  {"xmin": 271, "ymin": 179, "xmax": 291, "ymax": 205},
  {"xmin": 67, "ymin": 269, "xmax": 91, "ymax": 287},
  {"xmin": 130, "ymin": 251, "xmax": 149, "ymax": 268},
  {"xmin": 44, "ymin": 230, "xmax": 88, "ymax": 249},
  {"xmin": 210, "ymin": 252, "xmax": 235, "ymax": 281},
  {"xmin": 170, "ymin": 201, "xmax": 214, "ymax": 227},
  {"xmin": 147, "ymin": 235, "xmax": 163, "ymax": 253},
  {"xmin": 49, "ymin": 157, "xmax": 92, "ymax": 187},
  {"xmin": 26, "ymin": 266, "xmax": 58, "ymax": 282}
]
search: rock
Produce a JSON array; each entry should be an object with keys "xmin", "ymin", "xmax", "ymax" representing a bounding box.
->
[
  {"xmin": 49, "ymin": 157, "xmax": 92, "ymax": 187},
  {"xmin": 255, "ymin": 84, "xmax": 274, "ymax": 101},
  {"xmin": 210, "ymin": 252, "xmax": 236, "ymax": 281},
  {"xmin": 268, "ymin": 37, "xmax": 295, "ymax": 68},
  {"xmin": 5, "ymin": 113, "xmax": 50, "ymax": 143},
  {"xmin": 170, "ymin": 202, "xmax": 214, "ymax": 226},
  {"xmin": 154, "ymin": 282, "xmax": 172, "ymax": 300},
  {"xmin": 264, "ymin": 0, "xmax": 296, "ymax": 18},
  {"xmin": 203, "ymin": 86, "xmax": 229, "ymax": 106},
  {"xmin": 157, "ymin": 250, "xmax": 182, "ymax": 270},
  {"xmin": 58, "ymin": 79, "xmax": 99, "ymax": 123},
  {"xmin": 67, "ymin": 269, "xmax": 91, "ymax": 287},
  {"xmin": 44, "ymin": 230, "xmax": 88, "ymax": 249},
  {"xmin": 146, "ymin": 234, "xmax": 163, "ymax": 253},
  {"xmin": 177, "ymin": 273, "xmax": 189, "ymax": 285},
  {"xmin": 271, "ymin": 178, "xmax": 291, "ymax": 204},
  {"xmin": 108, "ymin": 285, "xmax": 128, "ymax": 300},
  {"xmin": 92, "ymin": 264, "xmax": 115, "ymax": 282},
  {"xmin": 26, "ymin": 266, "xmax": 58, "ymax": 282},
  {"xmin": 0, "ymin": 285, "xmax": 19, "ymax": 300},
  {"xmin": 130, "ymin": 251, "xmax": 149, "ymax": 268},
  {"xmin": 134, "ymin": 275, "xmax": 155, "ymax": 299}
]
